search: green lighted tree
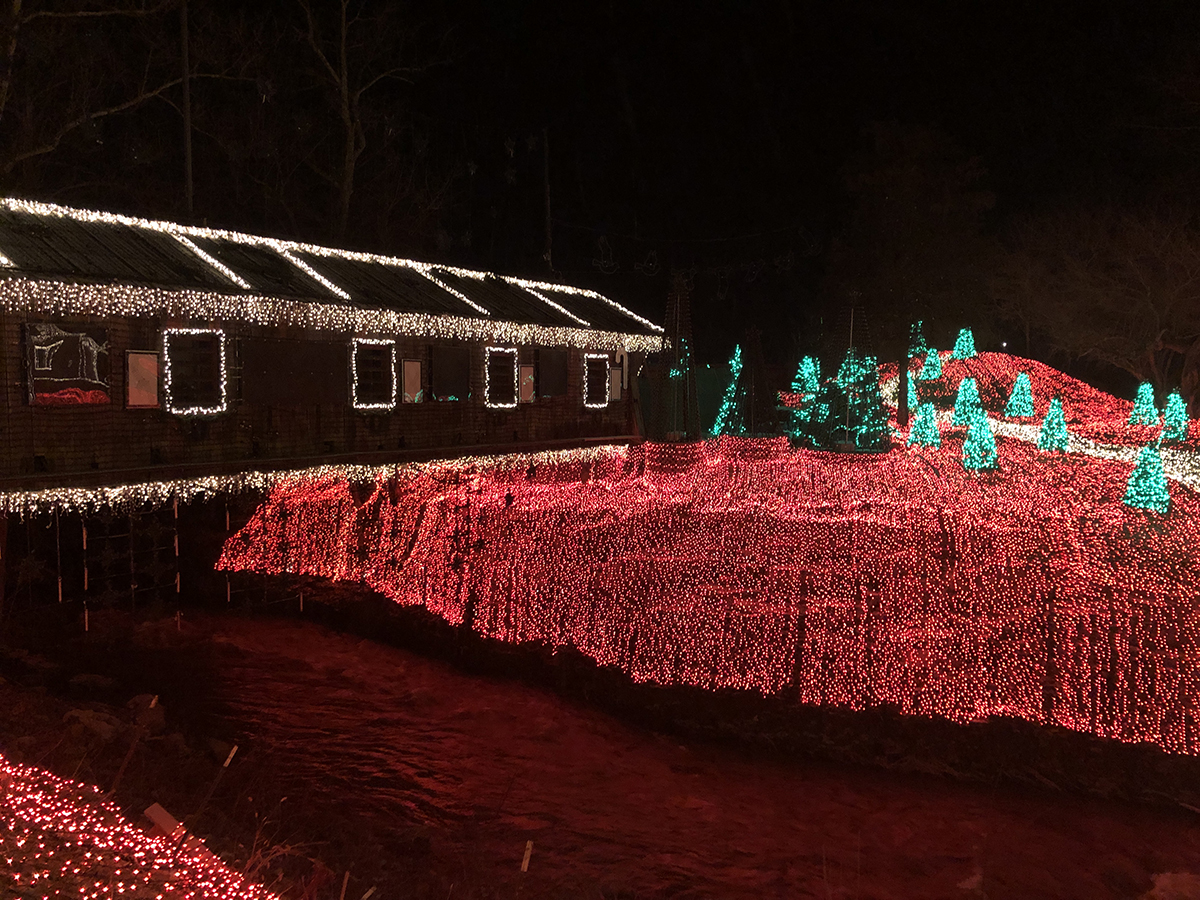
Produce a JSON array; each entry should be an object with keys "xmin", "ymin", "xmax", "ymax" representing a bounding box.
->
[
  {"xmin": 906, "ymin": 370, "xmax": 919, "ymax": 410},
  {"xmin": 1037, "ymin": 397, "xmax": 1069, "ymax": 452},
  {"xmin": 918, "ymin": 348, "xmax": 942, "ymax": 380},
  {"xmin": 1005, "ymin": 372, "xmax": 1035, "ymax": 418},
  {"xmin": 952, "ymin": 328, "xmax": 977, "ymax": 359},
  {"xmin": 791, "ymin": 356, "xmax": 820, "ymax": 395},
  {"xmin": 962, "ymin": 410, "xmax": 998, "ymax": 469},
  {"xmin": 1163, "ymin": 390, "xmax": 1189, "ymax": 443},
  {"xmin": 952, "ymin": 377, "xmax": 982, "ymax": 425},
  {"xmin": 909, "ymin": 320, "xmax": 928, "ymax": 356},
  {"xmin": 837, "ymin": 350, "xmax": 890, "ymax": 450},
  {"xmin": 907, "ymin": 401, "xmax": 941, "ymax": 447},
  {"xmin": 1124, "ymin": 443, "xmax": 1170, "ymax": 514},
  {"xmin": 1129, "ymin": 382, "xmax": 1159, "ymax": 425},
  {"xmin": 710, "ymin": 345, "xmax": 745, "ymax": 437}
]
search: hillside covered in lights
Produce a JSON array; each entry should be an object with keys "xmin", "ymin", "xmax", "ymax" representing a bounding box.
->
[
  {"xmin": 0, "ymin": 752, "xmax": 278, "ymax": 900},
  {"xmin": 219, "ymin": 352, "xmax": 1200, "ymax": 756}
]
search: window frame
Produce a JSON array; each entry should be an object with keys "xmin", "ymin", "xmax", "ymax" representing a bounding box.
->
[
  {"xmin": 163, "ymin": 327, "xmax": 227, "ymax": 416},
  {"xmin": 485, "ymin": 346, "xmax": 519, "ymax": 408},
  {"xmin": 583, "ymin": 352, "xmax": 611, "ymax": 409},
  {"xmin": 350, "ymin": 337, "xmax": 397, "ymax": 411}
]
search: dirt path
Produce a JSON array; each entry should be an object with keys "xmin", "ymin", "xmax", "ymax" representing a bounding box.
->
[{"xmin": 171, "ymin": 614, "xmax": 1200, "ymax": 899}]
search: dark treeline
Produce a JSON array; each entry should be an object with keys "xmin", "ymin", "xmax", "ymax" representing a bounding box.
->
[{"xmin": 4, "ymin": 1, "xmax": 1200, "ymax": 403}]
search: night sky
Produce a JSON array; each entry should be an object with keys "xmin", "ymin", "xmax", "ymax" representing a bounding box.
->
[{"xmin": 5, "ymin": 0, "xmax": 1198, "ymax": 374}]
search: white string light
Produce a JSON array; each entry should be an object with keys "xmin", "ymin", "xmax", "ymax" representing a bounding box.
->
[
  {"xmin": 0, "ymin": 444, "xmax": 626, "ymax": 516},
  {"xmin": 163, "ymin": 327, "xmax": 227, "ymax": 417},
  {"xmin": 517, "ymin": 284, "xmax": 590, "ymax": 326},
  {"xmin": 278, "ymin": 248, "xmax": 351, "ymax": 300},
  {"xmin": 350, "ymin": 338, "xmax": 397, "ymax": 411},
  {"xmin": 484, "ymin": 346, "xmax": 519, "ymax": 409},
  {"xmin": 170, "ymin": 234, "xmax": 250, "ymax": 289},
  {"xmin": 583, "ymin": 352, "xmax": 611, "ymax": 408},
  {"xmin": 416, "ymin": 268, "xmax": 492, "ymax": 316},
  {"xmin": 0, "ymin": 277, "xmax": 662, "ymax": 354},
  {"xmin": 0, "ymin": 197, "xmax": 662, "ymax": 334}
]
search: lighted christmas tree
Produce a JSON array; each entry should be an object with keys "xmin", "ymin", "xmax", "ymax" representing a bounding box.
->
[
  {"xmin": 962, "ymin": 410, "xmax": 998, "ymax": 470},
  {"xmin": 906, "ymin": 370, "xmax": 919, "ymax": 410},
  {"xmin": 710, "ymin": 345, "xmax": 745, "ymax": 437},
  {"xmin": 952, "ymin": 328, "xmax": 977, "ymax": 360},
  {"xmin": 1129, "ymin": 382, "xmax": 1159, "ymax": 426},
  {"xmin": 1005, "ymin": 372, "xmax": 1035, "ymax": 418},
  {"xmin": 907, "ymin": 401, "xmax": 941, "ymax": 448},
  {"xmin": 1123, "ymin": 443, "xmax": 1170, "ymax": 514},
  {"xmin": 1162, "ymin": 390, "xmax": 1189, "ymax": 443},
  {"xmin": 836, "ymin": 349, "xmax": 890, "ymax": 450},
  {"xmin": 952, "ymin": 377, "xmax": 982, "ymax": 425},
  {"xmin": 791, "ymin": 356, "xmax": 820, "ymax": 395},
  {"xmin": 918, "ymin": 348, "xmax": 942, "ymax": 381},
  {"xmin": 1037, "ymin": 397, "xmax": 1069, "ymax": 452},
  {"xmin": 909, "ymin": 320, "xmax": 928, "ymax": 356}
]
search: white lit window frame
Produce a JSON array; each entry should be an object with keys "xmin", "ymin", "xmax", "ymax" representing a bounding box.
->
[
  {"xmin": 351, "ymin": 337, "xmax": 397, "ymax": 411},
  {"xmin": 163, "ymin": 327, "xmax": 227, "ymax": 417},
  {"xmin": 583, "ymin": 352, "xmax": 611, "ymax": 409},
  {"xmin": 485, "ymin": 346, "xmax": 519, "ymax": 409}
]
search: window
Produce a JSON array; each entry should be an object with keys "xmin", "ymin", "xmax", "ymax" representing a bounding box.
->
[
  {"xmin": 538, "ymin": 348, "xmax": 568, "ymax": 396},
  {"xmin": 163, "ymin": 328, "xmax": 226, "ymax": 415},
  {"xmin": 126, "ymin": 351, "xmax": 159, "ymax": 408},
  {"xmin": 519, "ymin": 365, "xmax": 535, "ymax": 403},
  {"xmin": 485, "ymin": 346, "xmax": 518, "ymax": 408},
  {"xmin": 432, "ymin": 344, "xmax": 470, "ymax": 401},
  {"xmin": 584, "ymin": 353, "xmax": 610, "ymax": 408},
  {"xmin": 402, "ymin": 359, "xmax": 423, "ymax": 403},
  {"xmin": 609, "ymin": 361, "xmax": 623, "ymax": 402},
  {"xmin": 351, "ymin": 338, "xmax": 396, "ymax": 410}
]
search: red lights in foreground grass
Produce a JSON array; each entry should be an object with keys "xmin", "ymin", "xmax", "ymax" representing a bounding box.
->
[
  {"xmin": 221, "ymin": 426, "xmax": 1200, "ymax": 756},
  {"xmin": 0, "ymin": 753, "xmax": 277, "ymax": 900}
]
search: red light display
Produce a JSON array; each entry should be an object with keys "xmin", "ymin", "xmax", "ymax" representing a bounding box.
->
[
  {"xmin": 0, "ymin": 752, "xmax": 278, "ymax": 899},
  {"xmin": 220, "ymin": 424, "xmax": 1200, "ymax": 756}
]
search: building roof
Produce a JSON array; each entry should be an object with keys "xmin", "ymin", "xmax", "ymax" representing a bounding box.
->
[{"xmin": 0, "ymin": 198, "xmax": 662, "ymax": 337}]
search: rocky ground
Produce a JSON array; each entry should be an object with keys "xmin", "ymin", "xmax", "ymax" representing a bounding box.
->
[{"xmin": 5, "ymin": 600, "xmax": 1200, "ymax": 898}]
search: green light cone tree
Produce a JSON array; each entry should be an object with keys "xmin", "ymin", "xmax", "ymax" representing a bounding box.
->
[
  {"xmin": 1162, "ymin": 390, "xmax": 1189, "ymax": 443},
  {"xmin": 1037, "ymin": 397, "xmax": 1069, "ymax": 452},
  {"xmin": 1005, "ymin": 372, "xmax": 1035, "ymax": 418},
  {"xmin": 962, "ymin": 410, "xmax": 998, "ymax": 470},
  {"xmin": 909, "ymin": 320, "xmax": 928, "ymax": 356},
  {"xmin": 710, "ymin": 345, "xmax": 745, "ymax": 437},
  {"xmin": 953, "ymin": 377, "xmax": 983, "ymax": 425},
  {"xmin": 791, "ymin": 356, "xmax": 820, "ymax": 395},
  {"xmin": 836, "ymin": 349, "xmax": 890, "ymax": 450},
  {"xmin": 1124, "ymin": 443, "xmax": 1170, "ymax": 514},
  {"xmin": 918, "ymin": 348, "xmax": 942, "ymax": 381},
  {"xmin": 907, "ymin": 402, "xmax": 941, "ymax": 448},
  {"xmin": 952, "ymin": 328, "xmax": 977, "ymax": 360},
  {"xmin": 906, "ymin": 370, "xmax": 919, "ymax": 410},
  {"xmin": 1129, "ymin": 382, "xmax": 1159, "ymax": 426}
]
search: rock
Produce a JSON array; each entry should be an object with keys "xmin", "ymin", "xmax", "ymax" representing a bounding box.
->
[
  {"xmin": 63, "ymin": 708, "xmax": 125, "ymax": 744},
  {"xmin": 127, "ymin": 694, "xmax": 166, "ymax": 734},
  {"xmin": 69, "ymin": 673, "xmax": 117, "ymax": 693}
]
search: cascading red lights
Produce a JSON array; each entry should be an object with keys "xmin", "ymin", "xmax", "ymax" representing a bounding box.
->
[
  {"xmin": 220, "ymin": 398, "xmax": 1200, "ymax": 755},
  {"xmin": 0, "ymin": 752, "xmax": 278, "ymax": 899}
]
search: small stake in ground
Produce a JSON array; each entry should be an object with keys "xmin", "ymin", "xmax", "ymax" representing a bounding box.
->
[{"xmin": 521, "ymin": 840, "xmax": 533, "ymax": 872}]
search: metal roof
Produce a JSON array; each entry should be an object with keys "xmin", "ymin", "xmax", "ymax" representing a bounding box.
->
[{"xmin": 0, "ymin": 198, "xmax": 662, "ymax": 336}]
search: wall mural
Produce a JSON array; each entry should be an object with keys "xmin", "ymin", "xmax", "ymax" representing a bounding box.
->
[{"xmin": 25, "ymin": 323, "xmax": 110, "ymax": 406}]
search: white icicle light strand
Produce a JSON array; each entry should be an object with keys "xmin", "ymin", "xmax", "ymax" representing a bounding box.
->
[
  {"xmin": 0, "ymin": 444, "xmax": 629, "ymax": 516},
  {"xmin": 0, "ymin": 277, "xmax": 662, "ymax": 354}
]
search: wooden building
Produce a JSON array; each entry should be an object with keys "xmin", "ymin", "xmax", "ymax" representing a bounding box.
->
[{"xmin": 0, "ymin": 198, "xmax": 663, "ymax": 489}]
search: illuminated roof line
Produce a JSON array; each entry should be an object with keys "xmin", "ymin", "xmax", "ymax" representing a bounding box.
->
[
  {"xmin": 171, "ymin": 234, "xmax": 250, "ymax": 289},
  {"xmin": 0, "ymin": 197, "xmax": 659, "ymax": 333},
  {"xmin": 509, "ymin": 282, "xmax": 590, "ymax": 326}
]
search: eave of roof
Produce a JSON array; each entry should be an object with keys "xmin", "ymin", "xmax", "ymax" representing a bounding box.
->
[{"xmin": 0, "ymin": 197, "xmax": 663, "ymax": 336}]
